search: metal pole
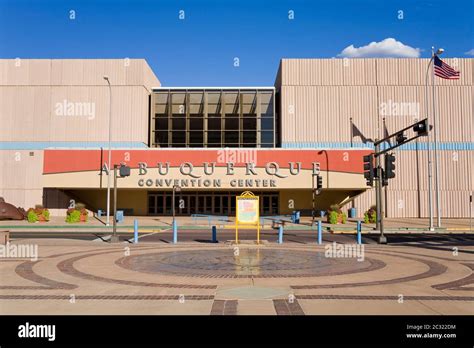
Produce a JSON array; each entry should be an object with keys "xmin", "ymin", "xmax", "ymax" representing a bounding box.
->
[
  {"xmin": 357, "ymin": 220, "xmax": 362, "ymax": 245},
  {"xmin": 105, "ymin": 77, "xmax": 112, "ymax": 226},
  {"xmin": 111, "ymin": 165, "xmax": 118, "ymax": 243},
  {"xmin": 317, "ymin": 220, "xmax": 322, "ymax": 245},
  {"xmin": 278, "ymin": 225, "xmax": 283, "ymax": 244},
  {"xmin": 312, "ymin": 173, "xmax": 315, "ymax": 224},
  {"xmin": 425, "ymin": 54, "xmax": 435, "ymax": 231},
  {"xmin": 375, "ymin": 142, "xmax": 381, "ymax": 232},
  {"xmin": 375, "ymin": 143, "xmax": 386, "ymax": 244},
  {"xmin": 431, "ymin": 47, "xmax": 441, "ymax": 228},
  {"xmin": 468, "ymin": 193, "xmax": 472, "ymax": 232},
  {"xmin": 134, "ymin": 219, "xmax": 138, "ymax": 244}
]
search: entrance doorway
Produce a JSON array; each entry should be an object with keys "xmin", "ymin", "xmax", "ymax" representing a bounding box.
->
[{"xmin": 147, "ymin": 191, "xmax": 279, "ymax": 216}]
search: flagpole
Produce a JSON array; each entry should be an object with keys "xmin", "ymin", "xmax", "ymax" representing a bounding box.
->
[
  {"xmin": 432, "ymin": 46, "xmax": 442, "ymax": 228},
  {"xmin": 425, "ymin": 51, "xmax": 435, "ymax": 231}
]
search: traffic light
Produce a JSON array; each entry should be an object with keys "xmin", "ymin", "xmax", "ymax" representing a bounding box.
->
[
  {"xmin": 413, "ymin": 119, "xmax": 432, "ymax": 136},
  {"xmin": 119, "ymin": 164, "xmax": 131, "ymax": 177},
  {"xmin": 384, "ymin": 153, "xmax": 396, "ymax": 180},
  {"xmin": 316, "ymin": 175, "xmax": 323, "ymax": 190},
  {"xmin": 363, "ymin": 154, "xmax": 374, "ymax": 187},
  {"xmin": 396, "ymin": 132, "xmax": 407, "ymax": 144}
]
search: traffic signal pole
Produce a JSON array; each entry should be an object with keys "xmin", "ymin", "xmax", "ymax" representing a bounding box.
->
[
  {"xmin": 375, "ymin": 142, "xmax": 386, "ymax": 243},
  {"xmin": 369, "ymin": 118, "xmax": 432, "ymax": 243}
]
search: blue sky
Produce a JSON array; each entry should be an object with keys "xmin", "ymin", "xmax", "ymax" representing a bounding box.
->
[{"xmin": 0, "ymin": 0, "xmax": 472, "ymax": 86}]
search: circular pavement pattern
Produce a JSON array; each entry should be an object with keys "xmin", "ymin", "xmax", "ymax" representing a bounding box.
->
[{"xmin": 116, "ymin": 248, "xmax": 385, "ymax": 278}]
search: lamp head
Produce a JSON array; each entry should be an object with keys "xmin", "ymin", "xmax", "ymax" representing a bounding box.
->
[
  {"xmin": 436, "ymin": 48, "xmax": 444, "ymax": 55},
  {"xmin": 103, "ymin": 75, "xmax": 109, "ymax": 81}
]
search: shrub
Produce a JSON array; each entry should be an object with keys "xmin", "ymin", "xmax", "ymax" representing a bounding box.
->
[
  {"xmin": 26, "ymin": 206, "xmax": 49, "ymax": 222},
  {"xmin": 66, "ymin": 210, "xmax": 81, "ymax": 223},
  {"xmin": 341, "ymin": 212, "xmax": 347, "ymax": 224},
  {"xmin": 364, "ymin": 207, "xmax": 377, "ymax": 223},
  {"xmin": 27, "ymin": 209, "xmax": 38, "ymax": 223},
  {"xmin": 328, "ymin": 211, "xmax": 339, "ymax": 224},
  {"xmin": 43, "ymin": 209, "xmax": 50, "ymax": 221}
]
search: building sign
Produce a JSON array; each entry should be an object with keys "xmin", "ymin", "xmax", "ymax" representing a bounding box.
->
[
  {"xmin": 235, "ymin": 191, "xmax": 260, "ymax": 244},
  {"xmin": 236, "ymin": 192, "xmax": 259, "ymax": 224},
  {"xmin": 136, "ymin": 161, "xmax": 321, "ymax": 189},
  {"xmin": 42, "ymin": 149, "xmax": 371, "ymax": 190}
]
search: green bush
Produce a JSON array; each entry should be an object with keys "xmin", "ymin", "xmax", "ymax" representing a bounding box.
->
[
  {"xmin": 364, "ymin": 208, "xmax": 377, "ymax": 223},
  {"xmin": 341, "ymin": 212, "xmax": 347, "ymax": 224},
  {"xmin": 27, "ymin": 209, "xmax": 38, "ymax": 223},
  {"xmin": 66, "ymin": 210, "xmax": 81, "ymax": 223},
  {"xmin": 328, "ymin": 211, "xmax": 339, "ymax": 224},
  {"xmin": 43, "ymin": 210, "xmax": 50, "ymax": 221}
]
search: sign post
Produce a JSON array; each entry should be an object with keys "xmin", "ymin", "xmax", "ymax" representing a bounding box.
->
[{"xmin": 235, "ymin": 191, "xmax": 260, "ymax": 244}]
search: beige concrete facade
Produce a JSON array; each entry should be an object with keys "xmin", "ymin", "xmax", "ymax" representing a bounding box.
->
[
  {"xmin": 275, "ymin": 58, "xmax": 474, "ymax": 218},
  {"xmin": 0, "ymin": 59, "xmax": 160, "ymax": 211},
  {"xmin": 1, "ymin": 58, "xmax": 472, "ymax": 218}
]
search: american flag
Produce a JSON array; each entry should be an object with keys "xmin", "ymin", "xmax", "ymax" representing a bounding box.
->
[{"xmin": 434, "ymin": 55, "xmax": 460, "ymax": 79}]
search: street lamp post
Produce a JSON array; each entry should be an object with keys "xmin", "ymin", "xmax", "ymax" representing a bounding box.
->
[{"xmin": 103, "ymin": 76, "xmax": 112, "ymax": 226}]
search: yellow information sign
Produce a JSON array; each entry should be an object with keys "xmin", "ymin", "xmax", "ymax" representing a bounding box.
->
[{"xmin": 235, "ymin": 191, "xmax": 260, "ymax": 244}]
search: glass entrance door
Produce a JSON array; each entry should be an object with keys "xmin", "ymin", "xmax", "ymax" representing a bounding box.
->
[{"xmin": 147, "ymin": 191, "xmax": 279, "ymax": 216}]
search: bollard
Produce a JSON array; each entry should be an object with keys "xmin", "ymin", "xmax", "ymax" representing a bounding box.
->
[
  {"xmin": 134, "ymin": 219, "xmax": 139, "ymax": 244},
  {"xmin": 212, "ymin": 225, "xmax": 217, "ymax": 243},
  {"xmin": 172, "ymin": 220, "xmax": 178, "ymax": 244},
  {"xmin": 357, "ymin": 220, "xmax": 362, "ymax": 245},
  {"xmin": 278, "ymin": 225, "xmax": 283, "ymax": 244},
  {"xmin": 317, "ymin": 220, "xmax": 322, "ymax": 245}
]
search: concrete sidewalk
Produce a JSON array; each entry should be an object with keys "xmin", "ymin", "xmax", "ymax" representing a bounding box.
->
[{"xmin": 1, "ymin": 215, "xmax": 472, "ymax": 233}]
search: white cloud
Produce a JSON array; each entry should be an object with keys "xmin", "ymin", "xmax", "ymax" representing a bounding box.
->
[
  {"xmin": 337, "ymin": 38, "xmax": 421, "ymax": 58},
  {"xmin": 465, "ymin": 49, "xmax": 474, "ymax": 56}
]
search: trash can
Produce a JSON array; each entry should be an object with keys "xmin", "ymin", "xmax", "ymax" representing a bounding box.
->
[
  {"xmin": 319, "ymin": 210, "xmax": 326, "ymax": 218},
  {"xmin": 292, "ymin": 211, "xmax": 301, "ymax": 224},
  {"xmin": 349, "ymin": 208, "xmax": 357, "ymax": 219},
  {"xmin": 97, "ymin": 209, "xmax": 103, "ymax": 217},
  {"xmin": 116, "ymin": 210, "xmax": 124, "ymax": 223}
]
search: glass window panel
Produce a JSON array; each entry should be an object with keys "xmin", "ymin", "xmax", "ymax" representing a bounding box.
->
[
  {"xmin": 242, "ymin": 103, "xmax": 256, "ymax": 115},
  {"xmin": 189, "ymin": 104, "xmax": 202, "ymax": 114},
  {"xmin": 208, "ymin": 119, "xmax": 221, "ymax": 131},
  {"xmin": 207, "ymin": 92, "xmax": 221, "ymax": 104},
  {"xmin": 225, "ymin": 118, "xmax": 239, "ymax": 130},
  {"xmin": 261, "ymin": 131, "xmax": 274, "ymax": 144},
  {"xmin": 260, "ymin": 143, "xmax": 273, "ymax": 148},
  {"xmin": 189, "ymin": 93, "xmax": 203, "ymax": 104},
  {"xmin": 208, "ymin": 104, "xmax": 220, "ymax": 114},
  {"xmin": 172, "ymin": 104, "xmax": 186, "ymax": 115},
  {"xmin": 155, "ymin": 131, "xmax": 168, "ymax": 145},
  {"xmin": 172, "ymin": 131, "xmax": 186, "ymax": 143},
  {"xmin": 261, "ymin": 118, "xmax": 274, "ymax": 131},
  {"xmin": 172, "ymin": 118, "xmax": 186, "ymax": 130},
  {"xmin": 259, "ymin": 92, "xmax": 273, "ymax": 104},
  {"xmin": 243, "ymin": 131, "xmax": 257, "ymax": 143},
  {"xmin": 189, "ymin": 131, "xmax": 204, "ymax": 144},
  {"xmin": 155, "ymin": 118, "xmax": 168, "ymax": 131},
  {"xmin": 241, "ymin": 92, "xmax": 256, "ymax": 104},
  {"xmin": 207, "ymin": 131, "xmax": 221, "ymax": 144},
  {"xmin": 260, "ymin": 103, "xmax": 274, "ymax": 116},
  {"xmin": 243, "ymin": 118, "xmax": 257, "ymax": 130},
  {"xmin": 155, "ymin": 104, "xmax": 168, "ymax": 114},
  {"xmin": 190, "ymin": 118, "xmax": 203, "ymax": 130},
  {"xmin": 224, "ymin": 92, "xmax": 239, "ymax": 104},
  {"xmin": 171, "ymin": 92, "xmax": 186, "ymax": 104},
  {"xmin": 224, "ymin": 131, "xmax": 239, "ymax": 144},
  {"xmin": 224, "ymin": 103, "xmax": 239, "ymax": 115},
  {"xmin": 155, "ymin": 93, "xmax": 169, "ymax": 104}
]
